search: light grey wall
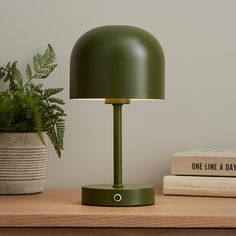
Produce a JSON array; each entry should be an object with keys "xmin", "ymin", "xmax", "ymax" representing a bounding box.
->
[{"xmin": 1, "ymin": 0, "xmax": 236, "ymax": 189}]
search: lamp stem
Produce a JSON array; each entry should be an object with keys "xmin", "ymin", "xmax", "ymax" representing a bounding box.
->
[{"xmin": 113, "ymin": 104, "xmax": 123, "ymax": 188}]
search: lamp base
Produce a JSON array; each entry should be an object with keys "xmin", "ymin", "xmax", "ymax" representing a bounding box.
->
[{"xmin": 82, "ymin": 184, "xmax": 155, "ymax": 206}]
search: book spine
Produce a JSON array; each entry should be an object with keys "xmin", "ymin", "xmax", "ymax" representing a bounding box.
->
[
  {"xmin": 171, "ymin": 156, "xmax": 236, "ymax": 176},
  {"xmin": 163, "ymin": 175, "xmax": 236, "ymax": 197}
]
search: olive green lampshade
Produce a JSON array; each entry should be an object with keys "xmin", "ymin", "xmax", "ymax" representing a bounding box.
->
[
  {"xmin": 70, "ymin": 25, "xmax": 164, "ymax": 99},
  {"xmin": 70, "ymin": 25, "xmax": 165, "ymax": 207}
]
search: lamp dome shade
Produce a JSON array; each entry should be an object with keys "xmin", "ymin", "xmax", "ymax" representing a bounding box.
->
[{"xmin": 70, "ymin": 25, "xmax": 165, "ymax": 99}]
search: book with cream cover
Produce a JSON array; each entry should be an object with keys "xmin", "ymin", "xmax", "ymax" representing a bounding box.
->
[
  {"xmin": 163, "ymin": 175, "xmax": 236, "ymax": 197},
  {"xmin": 171, "ymin": 149, "xmax": 236, "ymax": 177}
]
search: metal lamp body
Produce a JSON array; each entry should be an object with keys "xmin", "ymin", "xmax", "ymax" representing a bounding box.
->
[
  {"xmin": 70, "ymin": 25, "xmax": 164, "ymax": 100},
  {"xmin": 70, "ymin": 25, "xmax": 165, "ymax": 206},
  {"xmin": 82, "ymin": 185, "xmax": 154, "ymax": 206}
]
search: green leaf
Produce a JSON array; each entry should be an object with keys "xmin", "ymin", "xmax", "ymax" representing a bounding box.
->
[
  {"xmin": 26, "ymin": 64, "xmax": 32, "ymax": 80},
  {"xmin": 47, "ymin": 97, "xmax": 65, "ymax": 105},
  {"xmin": 12, "ymin": 61, "xmax": 18, "ymax": 70},
  {"xmin": 3, "ymin": 69, "xmax": 12, "ymax": 82},
  {"xmin": 37, "ymin": 132, "xmax": 46, "ymax": 146},
  {"xmin": 46, "ymin": 125, "xmax": 61, "ymax": 158},
  {"xmin": 30, "ymin": 83, "xmax": 43, "ymax": 94},
  {"xmin": 44, "ymin": 44, "xmax": 56, "ymax": 63},
  {"xmin": 0, "ymin": 68, "xmax": 5, "ymax": 79},
  {"xmin": 8, "ymin": 79, "xmax": 19, "ymax": 91},
  {"xmin": 43, "ymin": 88, "xmax": 63, "ymax": 99},
  {"xmin": 12, "ymin": 64, "xmax": 23, "ymax": 89},
  {"xmin": 33, "ymin": 56, "xmax": 40, "ymax": 72},
  {"xmin": 56, "ymin": 121, "xmax": 65, "ymax": 149},
  {"xmin": 31, "ymin": 45, "xmax": 57, "ymax": 79},
  {"xmin": 6, "ymin": 62, "xmax": 11, "ymax": 70},
  {"xmin": 50, "ymin": 104, "xmax": 64, "ymax": 113}
]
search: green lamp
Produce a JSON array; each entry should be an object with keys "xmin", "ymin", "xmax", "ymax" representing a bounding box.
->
[{"xmin": 70, "ymin": 25, "xmax": 165, "ymax": 206}]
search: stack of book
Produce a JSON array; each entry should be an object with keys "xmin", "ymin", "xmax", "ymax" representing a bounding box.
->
[{"xmin": 163, "ymin": 149, "xmax": 236, "ymax": 197}]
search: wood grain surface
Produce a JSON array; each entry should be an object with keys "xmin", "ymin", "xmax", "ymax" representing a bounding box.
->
[
  {"xmin": 0, "ymin": 228, "xmax": 236, "ymax": 236},
  {"xmin": 0, "ymin": 189, "xmax": 235, "ymax": 228}
]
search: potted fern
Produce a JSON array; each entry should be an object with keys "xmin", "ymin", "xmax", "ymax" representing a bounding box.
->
[{"xmin": 0, "ymin": 44, "xmax": 66, "ymax": 194}]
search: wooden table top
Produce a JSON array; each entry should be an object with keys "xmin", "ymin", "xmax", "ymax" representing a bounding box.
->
[{"xmin": 0, "ymin": 189, "xmax": 235, "ymax": 228}]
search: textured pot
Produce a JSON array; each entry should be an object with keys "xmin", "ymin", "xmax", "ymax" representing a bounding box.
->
[{"xmin": 0, "ymin": 132, "xmax": 48, "ymax": 194}]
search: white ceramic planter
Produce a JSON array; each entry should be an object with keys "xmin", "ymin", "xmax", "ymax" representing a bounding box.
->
[{"xmin": 0, "ymin": 132, "xmax": 48, "ymax": 194}]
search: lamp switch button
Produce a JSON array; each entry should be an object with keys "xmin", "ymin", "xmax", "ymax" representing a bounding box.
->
[{"xmin": 114, "ymin": 193, "xmax": 122, "ymax": 202}]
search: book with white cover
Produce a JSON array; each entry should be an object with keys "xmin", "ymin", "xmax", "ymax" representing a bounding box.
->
[
  {"xmin": 171, "ymin": 149, "xmax": 236, "ymax": 177},
  {"xmin": 163, "ymin": 175, "xmax": 236, "ymax": 197}
]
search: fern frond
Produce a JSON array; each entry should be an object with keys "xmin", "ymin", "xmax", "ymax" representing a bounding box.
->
[
  {"xmin": 2, "ymin": 62, "xmax": 23, "ymax": 91},
  {"xmin": 0, "ymin": 68, "xmax": 5, "ymax": 79},
  {"xmin": 12, "ymin": 63, "xmax": 23, "ymax": 89},
  {"xmin": 26, "ymin": 64, "xmax": 32, "ymax": 80},
  {"xmin": 33, "ymin": 56, "xmax": 40, "ymax": 72},
  {"xmin": 30, "ymin": 84, "xmax": 43, "ymax": 94},
  {"xmin": 6, "ymin": 62, "xmax": 11, "ymax": 70},
  {"xmin": 48, "ymin": 97, "xmax": 65, "ymax": 105},
  {"xmin": 43, "ymin": 44, "xmax": 56, "ymax": 64},
  {"xmin": 56, "ymin": 121, "xmax": 65, "ymax": 149},
  {"xmin": 3, "ymin": 63, "xmax": 13, "ymax": 82},
  {"xmin": 34, "ymin": 112, "xmax": 46, "ymax": 146},
  {"xmin": 36, "ymin": 54, "xmax": 44, "ymax": 67},
  {"xmin": 50, "ymin": 104, "xmax": 64, "ymax": 113},
  {"xmin": 51, "ymin": 113, "xmax": 66, "ymax": 120},
  {"xmin": 43, "ymin": 88, "xmax": 63, "ymax": 99},
  {"xmin": 44, "ymin": 64, "xmax": 57, "ymax": 70},
  {"xmin": 46, "ymin": 125, "xmax": 61, "ymax": 158},
  {"xmin": 37, "ymin": 132, "xmax": 46, "ymax": 146},
  {"xmin": 8, "ymin": 79, "xmax": 19, "ymax": 91},
  {"xmin": 31, "ymin": 45, "xmax": 57, "ymax": 79}
]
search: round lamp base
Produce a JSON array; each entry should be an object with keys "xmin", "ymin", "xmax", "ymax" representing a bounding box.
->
[{"xmin": 82, "ymin": 184, "xmax": 155, "ymax": 206}]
